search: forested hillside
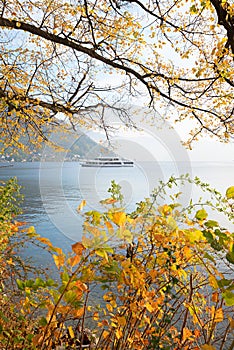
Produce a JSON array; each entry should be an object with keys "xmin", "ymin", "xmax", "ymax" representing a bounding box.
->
[{"xmin": 1, "ymin": 130, "xmax": 113, "ymax": 162}]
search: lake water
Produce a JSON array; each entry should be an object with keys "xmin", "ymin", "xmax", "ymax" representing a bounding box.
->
[{"xmin": 1, "ymin": 161, "xmax": 234, "ymax": 265}]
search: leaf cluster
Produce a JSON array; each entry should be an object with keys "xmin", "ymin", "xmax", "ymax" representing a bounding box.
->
[{"xmin": 0, "ymin": 177, "xmax": 234, "ymax": 349}]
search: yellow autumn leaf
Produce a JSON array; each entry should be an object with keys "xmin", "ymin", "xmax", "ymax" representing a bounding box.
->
[
  {"xmin": 145, "ymin": 302, "xmax": 154, "ymax": 313},
  {"xmin": 95, "ymin": 249, "xmax": 108, "ymax": 261},
  {"xmin": 213, "ymin": 308, "xmax": 223, "ymax": 323},
  {"xmin": 52, "ymin": 247, "xmax": 63, "ymax": 255},
  {"xmin": 7, "ymin": 258, "xmax": 15, "ymax": 266},
  {"xmin": 159, "ymin": 204, "xmax": 172, "ymax": 216},
  {"xmin": 226, "ymin": 186, "xmax": 234, "ymax": 199},
  {"xmin": 27, "ymin": 226, "xmax": 36, "ymax": 235},
  {"xmin": 186, "ymin": 229, "xmax": 204, "ymax": 243},
  {"xmin": 112, "ymin": 212, "xmax": 126, "ymax": 226},
  {"xmin": 53, "ymin": 254, "xmax": 65, "ymax": 270},
  {"xmin": 93, "ymin": 312, "xmax": 99, "ymax": 321},
  {"xmin": 116, "ymin": 328, "xmax": 123, "ymax": 340},
  {"xmin": 200, "ymin": 345, "xmax": 216, "ymax": 350},
  {"xmin": 68, "ymin": 326, "xmax": 74, "ymax": 339},
  {"xmin": 209, "ymin": 275, "xmax": 219, "ymax": 289},
  {"xmin": 122, "ymin": 229, "xmax": 133, "ymax": 243}
]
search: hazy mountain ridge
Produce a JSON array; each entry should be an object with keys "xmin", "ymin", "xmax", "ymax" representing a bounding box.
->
[{"xmin": 1, "ymin": 130, "xmax": 113, "ymax": 162}]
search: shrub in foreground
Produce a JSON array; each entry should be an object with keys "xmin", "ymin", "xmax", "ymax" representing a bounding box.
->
[{"xmin": 0, "ymin": 177, "xmax": 234, "ymax": 349}]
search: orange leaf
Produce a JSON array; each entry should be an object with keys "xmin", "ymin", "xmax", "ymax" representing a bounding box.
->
[
  {"xmin": 73, "ymin": 307, "xmax": 84, "ymax": 318},
  {"xmin": 182, "ymin": 327, "xmax": 193, "ymax": 342},
  {"xmin": 103, "ymin": 330, "xmax": 109, "ymax": 339},
  {"xmin": 212, "ymin": 291, "xmax": 219, "ymax": 303},
  {"xmin": 106, "ymin": 304, "xmax": 113, "ymax": 312},
  {"xmin": 194, "ymin": 329, "xmax": 201, "ymax": 338},
  {"xmin": 117, "ymin": 316, "xmax": 126, "ymax": 327},
  {"xmin": 77, "ymin": 200, "xmax": 86, "ymax": 211},
  {"xmin": 183, "ymin": 246, "xmax": 192, "ymax": 259},
  {"xmin": 7, "ymin": 258, "xmax": 15, "ymax": 265},
  {"xmin": 105, "ymin": 221, "xmax": 114, "ymax": 232},
  {"xmin": 67, "ymin": 254, "xmax": 81, "ymax": 267},
  {"xmin": 72, "ymin": 242, "xmax": 85, "ymax": 255},
  {"xmin": 102, "ymin": 198, "xmax": 117, "ymax": 205},
  {"xmin": 214, "ymin": 308, "xmax": 223, "ymax": 323},
  {"xmin": 37, "ymin": 236, "xmax": 52, "ymax": 247},
  {"xmin": 75, "ymin": 280, "xmax": 87, "ymax": 291}
]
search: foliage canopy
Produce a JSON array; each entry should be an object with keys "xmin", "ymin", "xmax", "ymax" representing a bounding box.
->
[{"xmin": 0, "ymin": 0, "xmax": 234, "ymax": 149}]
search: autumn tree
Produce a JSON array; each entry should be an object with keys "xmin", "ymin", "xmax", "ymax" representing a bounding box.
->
[{"xmin": 0, "ymin": 0, "xmax": 233, "ymax": 149}]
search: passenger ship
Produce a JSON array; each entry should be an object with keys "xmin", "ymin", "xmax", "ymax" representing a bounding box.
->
[{"xmin": 79, "ymin": 156, "xmax": 134, "ymax": 167}]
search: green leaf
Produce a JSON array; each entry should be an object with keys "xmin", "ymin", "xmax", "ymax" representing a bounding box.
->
[
  {"xmin": 204, "ymin": 220, "xmax": 218, "ymax": 228},
  {"xmin": 190, "ymin": 4, "xmax": 198, "ymax": 14},
  {"xmin": 195, "ymin": 209, "xmax": 208, "ymax": 220},
  {"xmin": 214, "ymin": 229, "xmax": 227, "ymax": 240},
  {"xmin": 26, "ymin": 333, "xmax": 34, "ymax": 342},
  {"xmin": 211, "ymin": 239, "xmax": 222, "ymax": 251},
  {"xmin": 34, "ymin": 277, "xmax": 45, "ymax": 288},
  {"xmin": 222, "ymin": 291, "xmax": 234, "ymax": 306},
  {"xmin": 61, "ymin": 272, "xmax": 70, "ymax": 283},
  {"xmin": 217, "ymin": 278, "xmax": 233, "ymax": 288},
  {"xmin": 64, "ymin": 290, "xmax": 77, "ymax": 304},
  {"xmin": 0, "ymin": 311, "xmax": 9, "ymax": 323},
  {"xmin": 25, "ymin": 279, "xmax": 34, "ymax": 288},
  {"xmin": 226, "ymin": 252, "xmax": 234, "ymax": 264},
  {"xmin": 204, "ymin": 252, "xmax": 216, "ymax": 263},
  {"xmin": 46, "ymin": 278, "xmax": 57, "ymax": 287},
  {"xmin": 16, "ymin": 279, "xmax": 24, "ymax": 290},
  {"xmin": 39, "ymin": 317, "xmax": 48, "ymax": 326},
  {"xmin": 202, "ymin": 230, "xmax": 213, "ymax": 243},
  {"xmin": 226, "ymin": 186, "xmax": 234, "ymax": 199}
]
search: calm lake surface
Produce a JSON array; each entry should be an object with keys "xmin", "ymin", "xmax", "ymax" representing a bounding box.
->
[{"xmin": 1, "ymin": 161, "xmax": 234, "ymax": 266}]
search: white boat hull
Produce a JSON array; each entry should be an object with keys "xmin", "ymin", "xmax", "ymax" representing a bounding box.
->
[{"xmin": 79, "ymin": 157, "xmax": 134, "ymax": 167}]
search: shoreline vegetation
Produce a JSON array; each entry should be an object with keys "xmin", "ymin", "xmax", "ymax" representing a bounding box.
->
[{"xmin": 0, "ymin": 177, "xmax": 234, "ymax": 350}]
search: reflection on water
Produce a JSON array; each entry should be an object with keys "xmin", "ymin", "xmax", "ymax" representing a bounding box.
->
[{"xmin": 0, "ymin": 161, "xmax": 234, "ymax": 263}]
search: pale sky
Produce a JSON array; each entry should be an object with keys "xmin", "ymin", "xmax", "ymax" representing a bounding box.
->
[{"xmin": 86, "ymin": 121, "xmax": 234, "ymax": 162}]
